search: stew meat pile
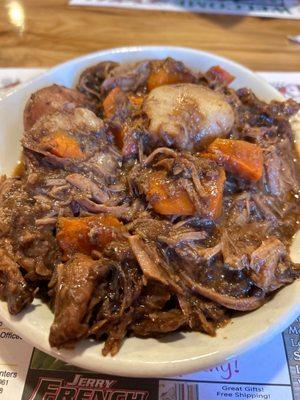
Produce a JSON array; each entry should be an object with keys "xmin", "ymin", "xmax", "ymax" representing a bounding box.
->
[{"xmin": 0, "ymin": 58, "xmax": 299, "ymax": 355}]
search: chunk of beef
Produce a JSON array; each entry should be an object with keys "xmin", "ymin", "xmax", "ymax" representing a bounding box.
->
[
  {"xmin": 76, "ymin": 198, "xmax": 131, "ymax": 218},
  {"xmin": 178, "ymin": 293, "xmax": 227, "ymax": 335},
  {"xmin": 86, "ymin": 148, "xmax": 122, "ymax": 182},
  {"xmin": 22, "ymin": 107, "xmax": 124, "ymax": 212},
  {"xmin": 24, "ymin": 84, "xmax": 90, "ymax": 131},
  {"xmin": 0, "ymin": 178, "xmax": 18, "ymax": 237},
  {"xmin": 23, "ymin": 108, "xmax": 105, "ymax": 160},
  {"xmin": 129, "ymin": 235, "xmax": 170, "ymax": 286},
  {"xmin": 251, "ymin": 193, "xmax": 283, "ymax": 224},
  {"xmin": 26, "ymin": 156, "xmax": 125, "ymax": 217},
  {"xmin": 102, "ymin": 240, "xmax": 133, "ymax": 263},
  {"xmin": 221, "ymin": 224, "xmax": 264, "ymax": 270},
  {"xmin": 236, "ymin": 88, "xmax": 300, "ymax": 128},
  {"xmin": 101, "ymin": 61, "xmax": 151, "ymax": 93},
  {"xmin": 250, "ymin": 192, "xmax": 300, "ymax": 239},
  {"xmin": 101, "ymin": 262, "xmax": 142, "ymax": 320},
  {"xmin": 0, "ymin": 248, "xmax": 34, "ymax": 314},
  {"xmin": 49, "ymin": 254, "xmax": 109, "ymax": 348},
  {"xmin": 89, "ymin": 259, "xmax": 143, "ymax": 354},
  {"xmin": 262, "ymin": 137, "xmax": 299, "ymax": 197},
  {"xmin": 250, "ymin": 237, "xmax": 295, "ymax": 292},
  {"xmin": 179, "ymin": 270, "xmax": 265, "ymax": 311},
  {"xmin": 173, "ymin": 242, "xmax": 221, "ymax": 264},
  {"xmin": 158, "ymin": 230, "xmax": 207, "ymax": 247},
  {"xmin": 221, "ymin": 190, "xmax": 280, "ymax": 271},
  {"xmin": 137, "ymin": 281, "xmax": 171, "ymax": 312},
  {"xmin": 131, "ymin": 309, "xmax": 187, "ymax": 337},
  {"xmin": 128, "ymin": 218, "xmax": 172, "ymax": 241},
  {"xmin": 102, "ymin": 309, "xmax": 133, "ymax": 356},
  {"xmin": 66, "ymin": 173, "xmax": 109, "ymax": 204},
  {"xmin": 77, "ymin": 61, "xmax": 118, "ymax": 101},
  {"xmin": 0, "ymin": 177, "xmax": 60, "ymax": 279},
  {"xmin": 174, "ymin": 245, "xmax": 252, "ymax": 298}
]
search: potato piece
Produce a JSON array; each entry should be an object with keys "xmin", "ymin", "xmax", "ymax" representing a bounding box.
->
[
  {"xmin": 144, "ymin": 84, "xmax": 234, "ymax": 151},
  {"xmin": 57, "ymin": 215, "xmax": 124, "ymax": 260},
  {"xmin": 208, "ymin": 138, "xmax": 263, "ymax": 181},
  {"xmin": 40, "ymin": 130, "xmax": 84, "ymax": 159},
  {"xmin": 147, "ymin": 171, "xmax": 195, "ymax": 216},
  {"xmin": 24, "ymin": 84, "xmax": 87, "ymax": 131},
  {"xmin": 147, "ymin": 59, "xmax": 195, "ymax": 91}
]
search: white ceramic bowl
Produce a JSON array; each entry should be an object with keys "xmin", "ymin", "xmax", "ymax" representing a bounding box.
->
[{"xmin": 0, "ymin": 46, "xmax": 299, "ymax": 377}]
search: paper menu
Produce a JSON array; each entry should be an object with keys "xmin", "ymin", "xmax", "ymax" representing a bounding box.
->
[
  {"xmin": 0, "ymin": 68, "xmax": 299, "ymax": 399},
  {"xmin": 0, "ymin": 321, "xmax": 33, "ymax": 399},
  {"xmin": 0, "ymin": 318, "xmax": 299, "ymax": 399},
  {"xmin": 69, "ymin": 0, "xmax": 300, "ymax": 19}
]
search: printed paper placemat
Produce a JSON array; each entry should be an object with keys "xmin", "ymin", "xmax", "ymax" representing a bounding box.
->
[{"xmin": 69, "ymin": 0, "xmax": 300, "ymax": 19}]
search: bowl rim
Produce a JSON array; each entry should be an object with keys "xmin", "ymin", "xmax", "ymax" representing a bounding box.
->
[
  {"xmin": 0, "ymin": 45, "xmax": 297, "ymax": 378},
  {"xmin": 4, "ymin": 45, "xmax": 283, "ymax": 101}
]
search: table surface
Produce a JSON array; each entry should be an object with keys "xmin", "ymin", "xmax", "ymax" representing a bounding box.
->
[{"xmin": 0, "ymin": 0, "xmax": 300, "ymax": 71}]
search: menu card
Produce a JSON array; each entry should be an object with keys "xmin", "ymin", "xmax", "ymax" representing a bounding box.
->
[
  {"xmin": 0, "ymin": 68, "xmax": 299, "ymax": 400},
  {"xmin": 69, "ymin": 0, "xmax": 300, "ymax": 19}
]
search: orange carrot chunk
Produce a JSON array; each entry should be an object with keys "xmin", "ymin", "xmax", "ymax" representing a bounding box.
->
[
  {"xmin": 40, "ymin": 130, "xmax": 84, "ymax": 159},
  {"xmin": 147, "ymin": 61, "xmax": 194, "ymax": 91},
  {"xmin": 57, "ymin": 215, "xmax": 124, "ymax": 260},
  {"xmin": 208, "ymin": 138, "xmax": 263, "ymax": 181},
  {"xmin": 207, "ymin": 66, "xmax": 235, "ymax": 86},
  {"xmin": 102, "ymin": 87, "xmax": 122, "ymax": 118},
  {"xmin": 147, "ymin": 170, "xmax": 195, "ymax": 216}
]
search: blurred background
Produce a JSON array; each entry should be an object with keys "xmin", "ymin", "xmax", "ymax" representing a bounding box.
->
[{"xmin": 0, "ymin": 0, "xmax": 300, "ymax": 70}]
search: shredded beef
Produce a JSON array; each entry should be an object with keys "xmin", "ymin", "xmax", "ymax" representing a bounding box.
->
[
  {"xmin": 0, "ymin": 248, "xmax": 34, "ymax": 314},
  {"xmin": 49, "ymin": 254, "xmax": 109, "ymax": 348},
  {"xmin": 101, "ymin": 61, "xmax": 151, "ymax": 93},
  {"xmin": 249, "ymin": 237, "xmax": 295, "ymax": 292},
  {"xmin": 131, "ymin": 309, "xmax": 187, "ymax": 337}
]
